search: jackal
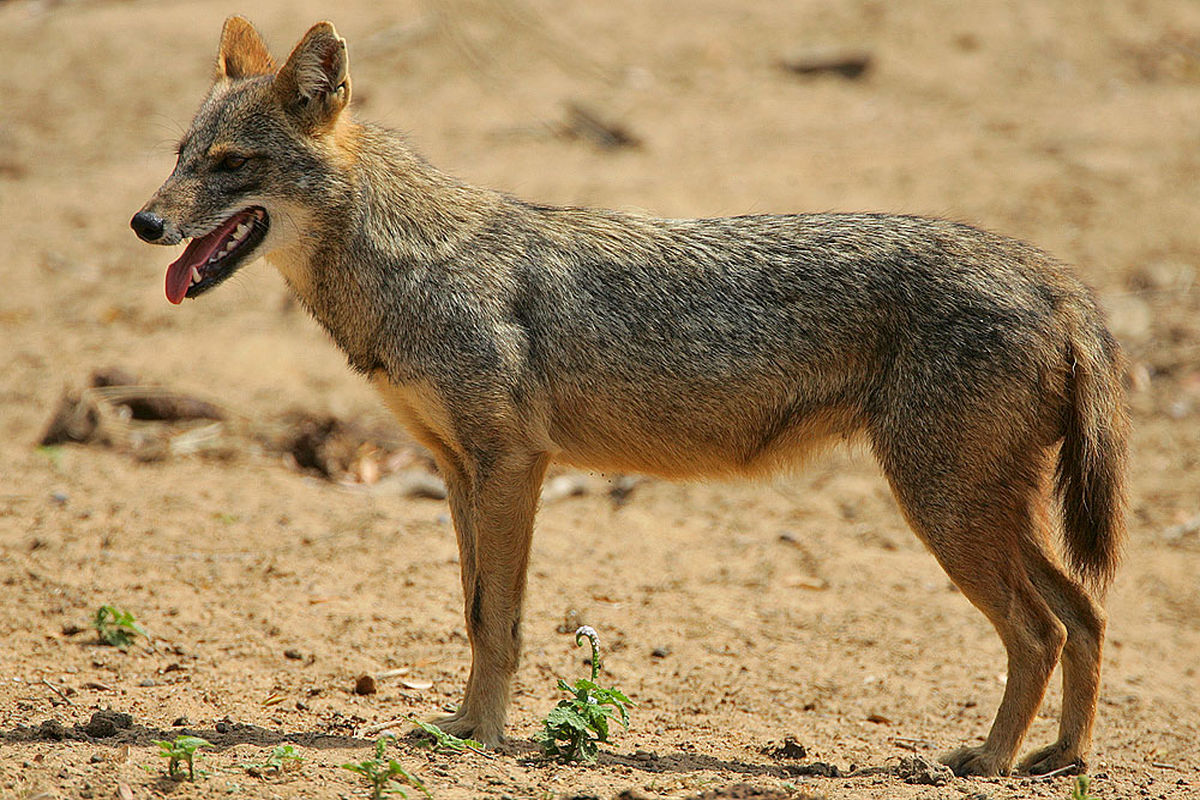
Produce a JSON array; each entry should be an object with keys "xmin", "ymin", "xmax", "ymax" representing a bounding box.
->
[{"xmin": 131, "ymin": 17, "xmax": 1128, "ymax": 777}]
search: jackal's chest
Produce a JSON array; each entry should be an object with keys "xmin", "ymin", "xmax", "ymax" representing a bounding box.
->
[{"xmin": 369, "ymin": 373, "xmax": 463, "ymax": 465}]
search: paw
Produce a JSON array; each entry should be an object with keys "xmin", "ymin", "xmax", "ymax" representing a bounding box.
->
[
  {"xmin": 938, "ymin": 745, "xmax": 1011, "ymax": 777},
  {"xmin": 1017, "ymin": 742, "xmax": 1085, "ymax": 775},
  {"xmin": 431, "ymin": 710, "xmax": 503, "ymax": 747}
]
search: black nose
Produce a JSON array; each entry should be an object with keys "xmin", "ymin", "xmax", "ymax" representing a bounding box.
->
[{"xmin": 131, "ymin": 210, "xmax": 165, "ymax": 242}]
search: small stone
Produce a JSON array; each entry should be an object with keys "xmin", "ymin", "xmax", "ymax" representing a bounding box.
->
[
  {"xmin": 354, "ymin": 674, "xmax": 378, "ymax": 695},
  {"xmin": 389, "ymin": 469, "xmax": 447, "ymax": 500},
  {"xmin": 284, "ymin": 648, "xmax": 303, "ymax": 660},
  {"xmin": 541, "ymin": 473, "xmax": 590, "ymax": 502},
  {"xmin": 172, "ymin": 716, "xmax": 189, "ymax": 727}
]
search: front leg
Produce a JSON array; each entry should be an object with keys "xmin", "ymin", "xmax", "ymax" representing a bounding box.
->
[{"xmin": 434, "ymin": 449, "xmax": 550, "ymax": 745}]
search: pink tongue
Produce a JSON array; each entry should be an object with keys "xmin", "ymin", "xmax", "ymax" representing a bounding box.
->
[
  {"xmin": 164, "ymin": 212, "xmax": 251, "ymax": 304},
  {"xmin": 165, "ymin": 237, "xmax": 213, "ymax": 305}
]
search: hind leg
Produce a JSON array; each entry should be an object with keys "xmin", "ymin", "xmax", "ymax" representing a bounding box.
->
[
  {"xmin": 1017, "ymin": 540, "xmax": 1107, "ymax": 774},
  {"xmin": 878, "ymin": 448, "xmax": 1067, "ymax": 775}
]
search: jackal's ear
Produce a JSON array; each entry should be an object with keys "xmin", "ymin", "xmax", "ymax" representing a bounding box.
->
[
  {"xmin": 215, "ymin": 16, "xmax": 276, "ymax": 80},
  {"xmin": 274, "ymin": 21, "xmax": 351, "ymax": 132}
]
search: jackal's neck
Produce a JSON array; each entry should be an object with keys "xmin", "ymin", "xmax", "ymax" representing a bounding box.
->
[
  {"xmin": 271, "ymin": 122, "xmax": 506, "ymax": 377},
  {"xmin": 349, "ymin": 123, "xmax": 504, "ymax": 261}
]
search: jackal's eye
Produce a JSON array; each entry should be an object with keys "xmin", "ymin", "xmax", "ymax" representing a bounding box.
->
[{"xmin": 217, "ymin": 154, "xmax": 249, "ymax": 172}]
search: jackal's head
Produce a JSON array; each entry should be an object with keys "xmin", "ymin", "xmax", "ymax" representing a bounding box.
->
[{"xmin": 131, "ymin": 17, "xmax": 352, "ymax": 304}]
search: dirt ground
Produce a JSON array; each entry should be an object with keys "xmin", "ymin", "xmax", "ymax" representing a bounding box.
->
[{"xmin": 2, "ymin": 0, "xmax": 1198, "ymax": 798}]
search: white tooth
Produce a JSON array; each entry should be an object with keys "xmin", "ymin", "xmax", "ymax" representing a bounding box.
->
[
  {"xmin": 235, "ymin": 222, "xmax": 250, "ymax": 239},
  {"xmin": 191, "ymin": 267, "xmax": 202, "ymax": 284}
]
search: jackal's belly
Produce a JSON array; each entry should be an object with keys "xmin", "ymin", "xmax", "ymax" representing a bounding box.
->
[{"xmin": 543, "ymin": 383, "xmax": 862, "ymax": 479}]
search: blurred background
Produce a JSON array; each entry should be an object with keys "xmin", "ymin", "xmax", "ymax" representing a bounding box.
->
[{"xmin": 0, "ymin": 1, "xmax": 1197, "ymax": 797}]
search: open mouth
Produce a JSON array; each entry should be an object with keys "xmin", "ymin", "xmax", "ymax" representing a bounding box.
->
[{"xmin": 165, "ymin": 207, "xmax": 269, "ymax": 304}]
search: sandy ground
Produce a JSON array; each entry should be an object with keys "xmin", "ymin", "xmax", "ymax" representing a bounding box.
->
[{"xmin": 1, "ymin": 0, "xmax": 1199, "ymax": 798}]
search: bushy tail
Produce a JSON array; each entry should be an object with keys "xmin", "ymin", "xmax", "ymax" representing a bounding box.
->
[{"xmin": 1056, "ymin": 312, "xmax": 1129, "ymax": 590}]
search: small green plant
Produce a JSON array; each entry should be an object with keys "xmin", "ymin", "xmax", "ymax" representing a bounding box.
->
[
  {"xmin": 246, "ymin": 744, "xmax": 304, "ymax": 777},
  {"xmin": 342, "ymin": 736, "xmax": 429, "ymax": 799},
  {"xmin": 92, "ymin": 605, "xmax": 147, "ymax": 651},
  {"xmin": 1071, "ymin": 775, "xmax": 1100, "ymax": 800},
  {"xmin": 409, "ymin": 716, "xmax": 486, "ymax": 756},
  {"xmin": 536, "ymin": 626, "xmax": 633, "ymax": 764},
  {"xmin": 36, "ymin": 445, "xmax": 64, "ymax": 469},
  {"xmin": 153, "ymin": 735, "xmax": 211, "ymax": 781}
]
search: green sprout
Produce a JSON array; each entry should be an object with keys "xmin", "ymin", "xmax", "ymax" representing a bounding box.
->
[
  {"xmin": 409, "ymin": 716, "xmax": 487, "ymax": 756},
  {"xmin": 342, "ymin": 736, "xmax": 429, "ymax": 799},
  {"xmin": 1071, "ymin": 775, "xmax": 1100, "ymax": 800},
  {"xmin": 37, "ymin": 445, "xmax": 64, "ymax": 470},
  {"xmin": 536, "ymin": 626, "xmax": 633, "ymax": 763},
  {"xmin": 245, "ymin": 744, "xmax": 305, "ymax": 777},
  {"xmin": 92, "ymin": 605, "xmax": 147, "ymax": 651},
  {"xmin": 153, "ymin": 735, "xmax": 210, "ymax": 781}
]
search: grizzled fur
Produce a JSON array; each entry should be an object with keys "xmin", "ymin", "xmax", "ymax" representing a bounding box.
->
[{"xmin": 134, "ymin": 17, "xmax": 1129, "ymax": 779}]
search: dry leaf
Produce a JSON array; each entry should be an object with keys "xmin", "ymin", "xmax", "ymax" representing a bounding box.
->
[
  {"xmin": 785, "ymin": 575, "xmax": 829, "ymax": 590},
  {"xmin": 375, "ymin": 668, "xmax": 411, "ymax": 679}
]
